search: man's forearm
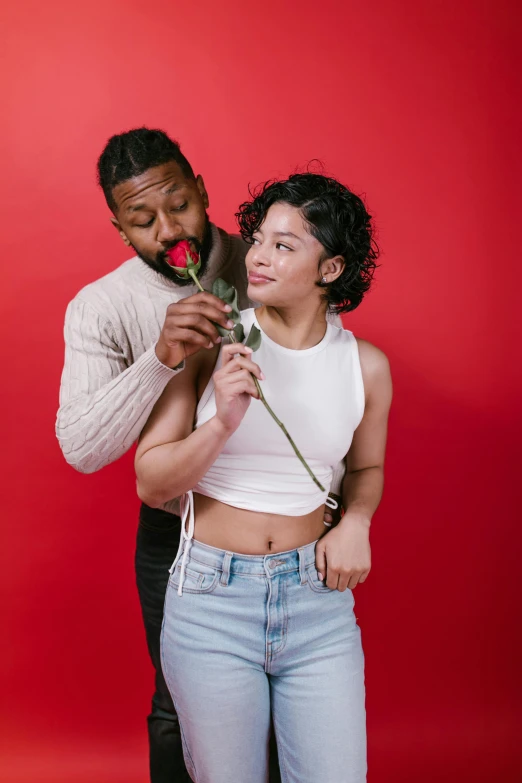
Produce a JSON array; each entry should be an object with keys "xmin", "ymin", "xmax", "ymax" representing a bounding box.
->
[
  {"xmin": 342, "ymin": 466, "xmax": 384, "ymax": 526},
  {"xmin": 56, "ymin": 346, "xmax": 179, "ymax": 474}
]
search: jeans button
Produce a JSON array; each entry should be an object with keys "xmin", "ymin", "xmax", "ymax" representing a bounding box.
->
[{"xmin": 268, "ymin": 560, "xmax": 277, "ymax": 569}]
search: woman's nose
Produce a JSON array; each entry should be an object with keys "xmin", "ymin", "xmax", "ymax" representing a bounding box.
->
[{"xmin": 250, "ymin": 245, "xmax": 270, "ymax": 266}]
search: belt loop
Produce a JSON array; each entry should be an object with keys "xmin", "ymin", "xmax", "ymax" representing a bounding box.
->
[
  {"xmin": 220, "ymin": 551, "xmax": 233, "ymax": 586},
  {"xmin": 298, "ymin": 546, "xmax": 307, "ymax": 585}
]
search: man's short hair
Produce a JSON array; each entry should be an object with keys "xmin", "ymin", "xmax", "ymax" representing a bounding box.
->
[{"xmin": 97, "ymin": 127, "xmax": 195, "ymax": 211}]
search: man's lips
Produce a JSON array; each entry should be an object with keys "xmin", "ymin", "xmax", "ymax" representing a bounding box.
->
[{"xmin": 248, "ymin": 273, "xmax": 275, "ymax": 284}]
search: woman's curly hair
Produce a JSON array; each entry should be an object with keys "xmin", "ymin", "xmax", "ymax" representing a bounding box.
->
[{"xmin": 236, "ymin": 173, "xmax": 379, "ymax": 313}]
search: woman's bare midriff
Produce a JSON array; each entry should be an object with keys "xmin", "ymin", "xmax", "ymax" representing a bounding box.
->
[{"xmin": 193, "ymin": 493, "xmax": 326, "ymax": 555}]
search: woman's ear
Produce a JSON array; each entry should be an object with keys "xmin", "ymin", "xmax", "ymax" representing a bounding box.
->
[{"xmin": 320, "ymin": 255, "xmax": 345, "ymax": 284}]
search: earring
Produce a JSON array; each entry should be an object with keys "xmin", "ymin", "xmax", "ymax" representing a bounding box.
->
[{"xmin": 321, "ymin": 276, "xmax": 327, "ymax": 284}]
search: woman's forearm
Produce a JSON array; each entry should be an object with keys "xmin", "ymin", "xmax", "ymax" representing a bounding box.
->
[
  {"xmin": 341, "ymin": 466, "xmax": 384, "ymax": 527},
  {"xmin": 136, "ymin": 416, "xmax": 232, "ymax": 508}
]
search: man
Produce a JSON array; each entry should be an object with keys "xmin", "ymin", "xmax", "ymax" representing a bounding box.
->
[{"xmin": 56, "ymin": 127, "xmax": 343, "ymax": 782}]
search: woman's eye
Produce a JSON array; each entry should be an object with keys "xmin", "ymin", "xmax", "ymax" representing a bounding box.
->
[
  {"xmin": 251, "ymin": 237, "xmax": 260, "ymax": 245},
  {"xmin": 276, "ymin": 242, "xmax": 292, "ymax": 251},
  {"xmin": 174, "ymin": 203, "xmax": 188, "ymax": 211},
  {"xmin": 137, "ymin": 219, "xmax": 154, "ymax": 228}
]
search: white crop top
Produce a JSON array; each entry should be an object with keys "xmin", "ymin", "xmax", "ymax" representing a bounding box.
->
[
  {"xmin": 192, "ymin": 308, "xmax": 365, "ymax": 516},
  {"xmin": 170, "ymin": 308, "xmax": 366, "ymax": 595}
]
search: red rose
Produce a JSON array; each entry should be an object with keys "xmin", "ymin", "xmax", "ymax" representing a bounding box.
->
[{"xmin": 166, "ymin": 240, "xmax": 199, "ymax": 269}]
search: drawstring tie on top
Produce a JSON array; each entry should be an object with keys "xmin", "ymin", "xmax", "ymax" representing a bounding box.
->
[
  {"xmin": 168, "ymin": 490, "xmax": 195, "ymax": 596},
  {"xmin": 323, "ymin": 495, "xmax": 339, "ymax": 527}
]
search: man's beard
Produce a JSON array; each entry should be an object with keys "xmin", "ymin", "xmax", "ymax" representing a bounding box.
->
[{"xmin": 134, "ymin": 219, "xmax": 213, "ymax": 286}]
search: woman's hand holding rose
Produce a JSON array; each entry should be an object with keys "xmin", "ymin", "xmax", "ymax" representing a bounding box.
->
[{"xmin": 213, "ymin": 343, "xmax": 264, "ymax": 435}]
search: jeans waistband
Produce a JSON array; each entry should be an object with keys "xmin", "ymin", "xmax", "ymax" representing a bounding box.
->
[
  {"xmin": 170, "ymin": 491, "xmax": 319, "ymax": 595},
  {"xmin": 184, "ymin": 537, "xmax": 318, "ymax": 578}
]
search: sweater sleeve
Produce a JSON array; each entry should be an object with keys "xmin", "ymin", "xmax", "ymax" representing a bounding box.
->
[{"xmin": 56, "ymin": 297, "xmax": 181, "ymax": 474}]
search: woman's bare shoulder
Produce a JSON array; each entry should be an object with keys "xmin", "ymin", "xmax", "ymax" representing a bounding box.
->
[{"xmin": 354, "ymin": 338, "xmax": 392, "ymax": 396}]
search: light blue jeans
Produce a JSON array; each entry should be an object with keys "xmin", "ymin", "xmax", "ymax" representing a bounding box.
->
[{"xmin": 160, "ymin": 538, "xmax": 366, "ymax": 783}]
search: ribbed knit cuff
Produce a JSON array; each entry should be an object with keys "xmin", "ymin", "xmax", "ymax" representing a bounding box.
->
[{"xmin": 134, "ymin": 345, "xmax": 185, "ymax": 390}]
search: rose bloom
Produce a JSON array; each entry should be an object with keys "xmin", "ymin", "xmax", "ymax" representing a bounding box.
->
[{"xmin": 166, "ymin": 240, "xmax": 199, "ymax": 273}]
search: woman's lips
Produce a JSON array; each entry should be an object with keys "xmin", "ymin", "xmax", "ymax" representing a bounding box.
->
[{"xmin": 248, "ymin": 273, "xmax": 274, "ymax": 284}]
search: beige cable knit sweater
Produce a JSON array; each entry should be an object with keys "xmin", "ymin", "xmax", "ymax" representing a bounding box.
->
[{"xmin": 56, "ymin": 223, "xmax": 345, "ymax": 513}]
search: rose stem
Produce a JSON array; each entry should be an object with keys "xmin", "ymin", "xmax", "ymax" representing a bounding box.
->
[
  {"xmin": 220, "ymin": 315, "xmax": 323, "ymax": 492},
  {"xmin": 188, "ymin": 268, "xmax": 205, "ymax": 292},
  {"xmin": 251, "ymin": 376, "xmax": 325, "ymax": 492}
]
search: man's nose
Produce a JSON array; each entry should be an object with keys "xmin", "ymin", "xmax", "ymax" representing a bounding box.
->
[{"xmin": 156, "ymin": 213, "xmax": 183, "ymax": 244}]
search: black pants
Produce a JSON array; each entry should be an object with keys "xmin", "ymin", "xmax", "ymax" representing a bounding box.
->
[{"xmin": 135, "ymin": 503, "xmax": 282, "ymax": 783}]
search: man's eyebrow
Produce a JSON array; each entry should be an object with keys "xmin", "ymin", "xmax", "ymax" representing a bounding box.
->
[
  {"xmin": 125, "ymin": 183, "xmax": 182, "ymax": 213},
  {"xmin": 164, "ymin": 183, "xmax": 181, "ymax": 195}
]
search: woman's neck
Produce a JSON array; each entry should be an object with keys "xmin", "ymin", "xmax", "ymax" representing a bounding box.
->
[{"xmin": 255, "ymin": 303, "xmax": 328, "ymax": 350}]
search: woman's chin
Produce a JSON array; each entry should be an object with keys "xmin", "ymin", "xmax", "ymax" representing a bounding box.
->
[
  {"xmin": 247, "ymin": 282, "xmax": 293, "ymax": 309},
  {"xmin": 247, "ymin": 283, "xmax": 270, "ymax": 305}
]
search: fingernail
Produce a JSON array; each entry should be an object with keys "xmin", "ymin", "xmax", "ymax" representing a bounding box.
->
[
  {"xmin": 245, "ymin": 347, "xmax": 253, "ymax": 353},
  {"xmin": 260, "ymin": 372, "xmax": 265, "ymax": 380},
  {"xmin": 224, "ymin": 305, "xmax": 232, "ymax": 311},
  {"xmin": 208, "ymin": 341, "xmax": 213, "ymax": 348},
  {"xmin": 226, "ymin": 320, "xmax": 234, "ymax": 328},
  {"xmin": 317, "ymin": 572, "xmax": 324, "ymax": 581},
  {"xmin": 214, "ymin": 337, "xmax": 222, "ymax": 344}
]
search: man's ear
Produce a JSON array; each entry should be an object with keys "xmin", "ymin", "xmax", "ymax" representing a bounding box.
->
[
  {"xmin": 110, "ymin": 216, "xmax": 132, "ymax": 247},
  {"xmin": 195, "ymin": 174, "xmax": 209, "ymax": 210},
  {"xmin": 320, "ymin": 255, "xmax": 345, "ymax": 284}
]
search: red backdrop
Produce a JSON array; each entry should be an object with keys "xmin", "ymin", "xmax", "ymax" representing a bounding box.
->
[{"xmin": 2, "ymin": 1, "xmax": 521, "ymax": 781}]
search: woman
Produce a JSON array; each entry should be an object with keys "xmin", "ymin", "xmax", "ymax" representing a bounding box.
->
[{"xmin": 135, "ymin": 173, "xmax": 392, "ymax": 783}]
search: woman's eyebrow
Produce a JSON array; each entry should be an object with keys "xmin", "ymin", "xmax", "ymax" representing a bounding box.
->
[{"xmin": 273, "ymin": 231, "xmax": 302, "ymax": 242}]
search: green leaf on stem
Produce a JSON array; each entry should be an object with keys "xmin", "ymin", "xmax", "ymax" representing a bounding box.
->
[
  {"xmin": 212, "ymin": 278, "xmax": 235, "ymax": 302},
  {"xmin": 227, "ymin": 288, "xmax": 241, "ymax": 324},
  {"xmin": 233, "ymin": 322, "xmax": 245, "ymax": 343},
  {"xmin": 215, "ymin": 324, "xmax": 230, "ymax": 338},
  {"xmin": 212, "ymin": 278, "xmax": 241, "ymax": 337},
  {"xmin": 244, "ymin": 324, "xmax": 262, "ymax": 352}
]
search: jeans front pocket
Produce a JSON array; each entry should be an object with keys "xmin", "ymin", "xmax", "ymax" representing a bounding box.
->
[
  {"xmin": 306, "ymin": 565, "xmax": 335, "ymax": 594},
  {"xmin": 168, "ymin": 557, "xmax": 220, "ymax": 595}
]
